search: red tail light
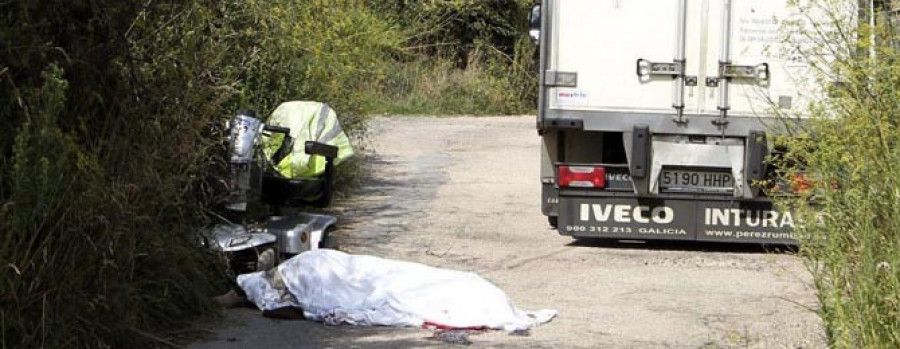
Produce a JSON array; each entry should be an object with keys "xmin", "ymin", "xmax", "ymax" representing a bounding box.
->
[
  {"xmin": 558, "ymin": 166, "xmax": 606, "ymax": 188},
  {"xmin": 790, "ymin": 173, "xmax": 813, "ymax": 194},
  {"xmin": 788, "ymin": 173, "xmax": 840, "ymax": 193}
]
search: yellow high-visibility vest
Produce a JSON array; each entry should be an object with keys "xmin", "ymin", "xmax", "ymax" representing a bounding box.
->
[{"xmin": 262, "ymin": 101, "xmax": 354, "ymax": 178}]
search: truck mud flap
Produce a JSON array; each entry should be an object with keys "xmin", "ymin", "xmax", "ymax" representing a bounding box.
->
[
  {"xmin": 558, "ymin": 197, "xmax": 796, "ymax": 244},
  {"xmin": 541, "ymin": 184, "xmax": 559, "ymax": 217}
]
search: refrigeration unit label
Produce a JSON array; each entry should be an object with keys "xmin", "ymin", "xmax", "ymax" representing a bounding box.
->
[
  {"xmin": 556, "ymin": 89, "xmax": 588, "ymax": 106},
  {"xmin": 737, "ymin": 16, "xmax": 780, "ymax": 45}
]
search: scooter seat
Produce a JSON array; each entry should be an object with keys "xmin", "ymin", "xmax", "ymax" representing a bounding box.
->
[
  {"xmin": 260, "ymin": 174, "xmax": 329, "ymax": 208},
  {"xmin": 260, "ymin": 141, "xmax": 337, "ymax": 210}
]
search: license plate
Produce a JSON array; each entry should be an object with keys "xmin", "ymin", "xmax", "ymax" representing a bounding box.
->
[{"xmin": 660, "ymin": 169, "xmax": 733, "ymax": 193}]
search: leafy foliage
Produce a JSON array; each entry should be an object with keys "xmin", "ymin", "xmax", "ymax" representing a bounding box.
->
[
  {"xmin": 0, "ymin": 0, "xmax": 403, "ymax": 347},
  {"xmin": 373, "ymin": 40, "xmax": 536, "ymax": 115},
  {"xmin": 0, "ymin": 0, "xmax": 534, "ymax": 346},
  {"xmin": 371, "ymin": 0, "xmax": 539, "ymax": 115},
  {"xmin": 375, "ymin": 0, "xmax": 533, "ymax": 64},
  {"xmin": 772, "ymin": 1, "xmax": 900, "ymax": 347}
]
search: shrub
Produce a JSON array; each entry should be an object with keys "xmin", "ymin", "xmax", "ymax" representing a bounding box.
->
[
  {"xmin": 370, "ymin": 0, "xmax": 539, "ymax": 115},
  {"xmin": 374, "ymin": 0, "xmax": 534, "ymax": 65},
  {"xmin": 0, "ymin": 1, "xmax": 403, "ymax": 347},
  {"xmin": 0, "ymin": 0, "xmax": 531, "ymax": 345},
  {"xmin": 773, "ymin": 1, "xmax": 900, "ymax": 347},
  {"xmin": 373, "ymin": 39, "xmax": 536, "ymax": 116}
]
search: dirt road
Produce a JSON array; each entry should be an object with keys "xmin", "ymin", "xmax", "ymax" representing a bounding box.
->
[{"xmin": 194, "ymin": 116, "xmax": 823, "ymax": 348}]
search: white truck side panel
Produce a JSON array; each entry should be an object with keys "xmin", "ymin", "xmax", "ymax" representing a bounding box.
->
[{"xmin": 550, "ymin": 0, "xmax": 818, "ymax": 118}]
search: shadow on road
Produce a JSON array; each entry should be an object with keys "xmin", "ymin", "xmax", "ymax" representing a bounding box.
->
[
  {"xmin": 565, "ymin": 236, "xmax": 798, "ymax": 255},
  {"xmin": 193, "ymin": 308, "xmax": 554, "ymax": 349}
]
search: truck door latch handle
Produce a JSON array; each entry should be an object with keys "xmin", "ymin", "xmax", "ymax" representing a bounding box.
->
[
  {"xmin": 719, "ymin": 63, "xmax": 770, "ymax": 84},
  {"xmin": 636, "ymin": 58, "xmax": 684, "ymax": 80}
]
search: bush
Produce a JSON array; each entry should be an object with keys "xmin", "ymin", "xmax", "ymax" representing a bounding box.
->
[
  {"xmin": 237, "ymin": 0, "xmax": 406, "ymax": 133},
  {"xmin": 373, "ymin": 39, "xmax": 537, "ymax": 115},
  {"xmin": 773, "ymin": 1, "xmax": 900, "ymax": 347},
  {"xmin": 0, "ymin": 1, "xmax": 403, "ymax": 347},
  {"xmin": 370, "ymin": 0, "xmax": 539, "ymax": 115},
  {"xmin": 0, "ymin": 0, "xmax": 531, "ymax": 345},
  {"xmin": 374, "ymin": 0, "xmax": 533, "ymax": 64}
]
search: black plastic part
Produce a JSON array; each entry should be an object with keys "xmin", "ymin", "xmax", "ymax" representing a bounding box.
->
[
  {"xmin": 630, "ymin": 125, "xmax": 650, "ymax": 178},
  {"xmin": 745, "ymin": 131, "xmax": 768, "ymax": 183},
  {"xmin": 270, "ymin": 135, "xmax": 294, "ymax": 165},
  {"xmin": 544, "ymin": 119, "xmax": 583, "ymax": 130},
  {"xmin": 263, "ymin": 125, "xmax": 291, "ymax": 135},
  {"xmin": 305, "ymin": 141, "xmax": 339, "ymax": 158},
  {"xmin": 317, "ymin": 160, "xmax": 335, "ymax": 207},
  {"xmin": 260, "ymin": 162, "xmax": 333, "ymax": 211},
  {"xmin": 260, "ymin": 142, "xmax": 337, "ymax": 213},
  {"xmin": 557, "ymin": 130, "xmax": 566, "ymax": 162}
]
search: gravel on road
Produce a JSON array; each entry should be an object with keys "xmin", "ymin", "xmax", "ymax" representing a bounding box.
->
[{"xmin": 194, "ymin": 116, "xmax": 823, "ymax": 349}]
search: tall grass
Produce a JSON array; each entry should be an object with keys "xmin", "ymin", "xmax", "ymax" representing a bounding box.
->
[
  {"xmin": 772, "ymin": 1, "xmax": 900, "ymax": 347},
  {"xmin": 370, "ymin": 0, "xmax": 538, "ymax": 115},
  {"xmin": 237, "ymin": 0, "xmax": 405, "ymax": 134},
  {"xmin": 373, "ymin": 39, "xmax": 537, "ymax": 115},
  {"xmin": 0, "ymin": 1, "xmax": 403, "ymax": 347},
  {"xmin": 0, "ymin": 0, "xmax": 535, "ymax": 346}
]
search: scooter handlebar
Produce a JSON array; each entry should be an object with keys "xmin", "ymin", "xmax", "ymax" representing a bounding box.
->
[{"xmin": 263, "ymin": 125, "xmax": 291, "ymax": 135}]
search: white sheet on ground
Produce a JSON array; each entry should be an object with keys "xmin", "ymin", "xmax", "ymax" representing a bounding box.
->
[{"xmin": 237, "ymin": 249, "xmax": 557, "ymax": 331}]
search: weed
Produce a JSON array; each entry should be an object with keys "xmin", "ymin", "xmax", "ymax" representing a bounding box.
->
[{"xmin": 772, "ymin": 1, "xmax": 900, "ymax": 347}]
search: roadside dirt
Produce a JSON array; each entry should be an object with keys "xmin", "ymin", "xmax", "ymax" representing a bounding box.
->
[{"xmin": 194, "ymin": 116, "xmax": 824, "ymax": 348}]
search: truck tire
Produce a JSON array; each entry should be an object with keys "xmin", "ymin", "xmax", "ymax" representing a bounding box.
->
[{"xmin": 548, "ymin": 216, "xmax": 558, "ymax": 228}]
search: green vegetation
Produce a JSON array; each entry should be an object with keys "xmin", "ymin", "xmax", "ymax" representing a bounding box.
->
[
  {"xmin": 1, "ymin": 1, "xmax": 398, "ymax": 347},
  {"xmin": 370, "ymin": 0, "xmax": 538, "ymax": 115},
  {"xmin": 772, "ymin": 1, "xmax": 900, "ymax": 347},
  {"xmin": 10, "ymin": 0, "xmax": 900, "ymax": 347},
  {"xmin": 371, "ymin": 43, "xmax": 536, "ymax": 115},
  {"xmin": 0, "ymin": 0, "xmax": 535, "ymax": 347}
]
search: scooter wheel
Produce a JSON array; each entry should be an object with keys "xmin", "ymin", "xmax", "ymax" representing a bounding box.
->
[{"xmin": 320, "ymin": 226, "xmax": 338, "ymax": 250}]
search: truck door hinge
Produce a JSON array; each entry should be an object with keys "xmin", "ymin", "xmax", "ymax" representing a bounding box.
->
[
  {"xmin": 636, "ymin": 59, "xmax": 692, "ymax": 124},
  {"xmin": 684, "ymin": 76, "xmax": 698, "ymax": 86},
  {"xmin": 710, "ymin": 62, "xmax": 769, "ymax": 126}
]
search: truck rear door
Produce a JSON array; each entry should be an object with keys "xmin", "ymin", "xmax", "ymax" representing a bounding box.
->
[
  {"xmin": 702, "ymin": 0, "xmax": 814, "ymax": 117},
  {"xmin": 548, "ymin": 0, "xmax": 815, "ymax": 119},
  {"xmin": 550, "ymin": 0, "xmax": 702, "ymax": 114}
]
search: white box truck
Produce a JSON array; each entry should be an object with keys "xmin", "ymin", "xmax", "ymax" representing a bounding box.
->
[{"xmin": 532, "ymin": 0, "xmax": 835, "ymax": 244}]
